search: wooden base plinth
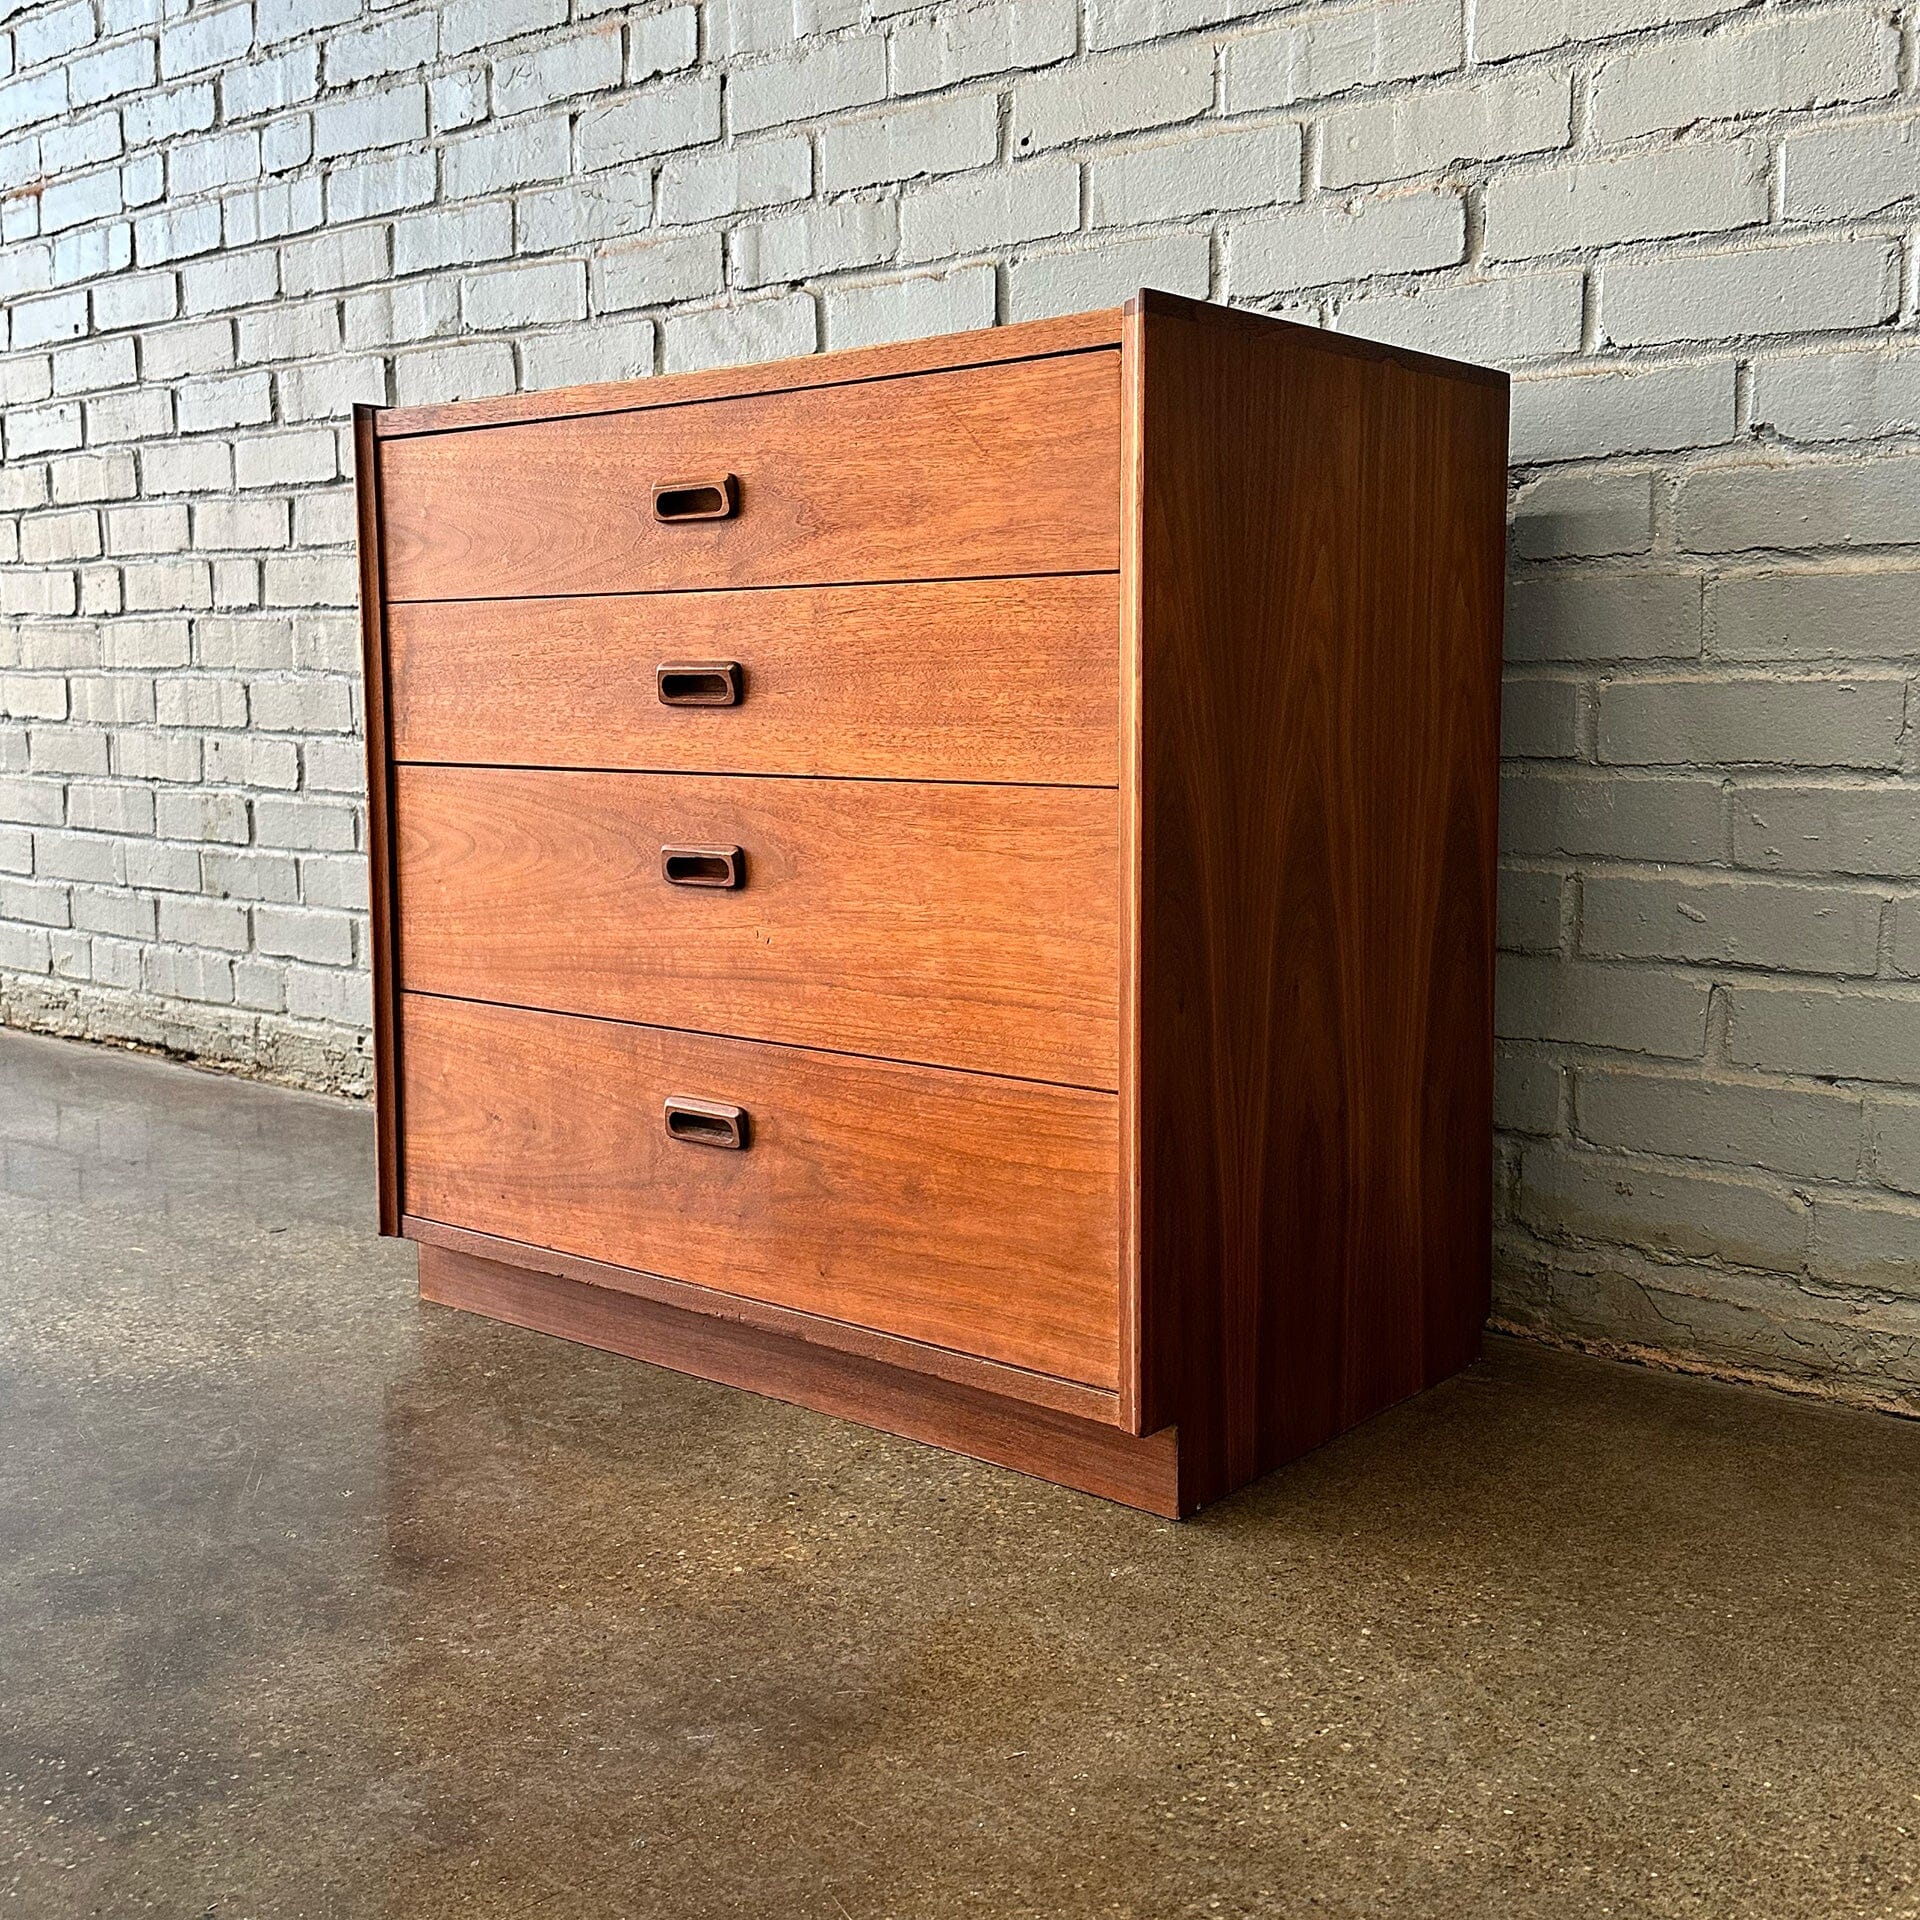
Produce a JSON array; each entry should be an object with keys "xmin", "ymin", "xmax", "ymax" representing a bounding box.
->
[{"xmin": 417, "ymin": 1243, "xmax": 1188, "ymax": 1517}]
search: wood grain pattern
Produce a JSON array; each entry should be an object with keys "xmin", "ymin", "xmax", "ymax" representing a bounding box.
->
[
  {"xmin": 1125, "ymin": 291, "xmax": 1507, "ymax": 1507},
  {"xmin": 400, "ymin": 994, "xmax": 1122, "ymax": 1388},
  {"xmin": 374, "ymin": 310, "xmax": 1123, "ymax": 439},
  {"xmin": 406, "ymin": 1216, "xmax": 1124, "ymax": 1424},
  {"xmin": 353, "ymin": 403, "xmax": 402, "ymax": 1236},
  {"xmin": 394, "ymin": 766, "xmax": 1119, "ymax": 1087},
  {"xmin": 387, "ymin": 576, "xmax": 1120, "ymax": 784},
  {"xmin": 379, "ymin": 352, "xmax": 1121, "ymax": 602},
  {"xmin": 417, "ymin": 1243, "xmax": 1182, "ymax": 1515}
]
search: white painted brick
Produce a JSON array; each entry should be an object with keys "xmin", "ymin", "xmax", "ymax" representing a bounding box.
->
[
  {"xmin": 281, "ymin": 225, "xmax": 391, "ymax": 298},
  {"xmin": 630, "ymin": 7, "xmax": 699, "ymax": 81},
  {"xmin": 660, "ymin": 136, "xmax": 811, "ymax": 225},
  {"xmin": 325, "ymin": 14, "xmax": 437, "ymax": 89},
  {"xmin": 1324, "ymin": 70, "xmax": 1569, "ymax": 187},
  {"xmin": 576, "ymin": 77, "xmax": 719, "ymax": 169},
  {"xmin": 900, "ymin": 159, "xmax": 1077, "ymax": 262},
  {"xmin": 462, "ymin": 258, "xmax": 587, "ymax": 329},
  {"xmin": 733, "ymin": 199, "xmax": 896, "ymax": 288},
  {"xmin": 1014, "ymin": 43, "xmax": 1211, "ymax": 152},
  {"xmin": 1601, "ymin": 237, "xmax": 1898, "ymax": 349},
  {"xmin": 494, "ymin": 27, "xmax": 624, "ymax": 116},
  {"xmin": 69, "ymin": 37, "xmax": 155, "ymax": 109},
  {"xmin": 1089, "ymin": 124, "xmax": 1300, "ymax": 226},
  {"xmin": 445, "ymin": 114, "xmax": 570, "ymax": 197},
  {"xmin": 1590, "ymin": 9, "xmax": 1898, "ymax": 144},
  {"xmin": 517, "ymin": 172, "xmax": 655, "ymax": 253},
  {"xmin": 1752, "ymin": 348, "xmax": 1920, "ymax": 445},
  {"xmin": 158, "ymin": 4, "xmax": 250, "ymax": 82},
  {"xmin": 593, "ymin": 231, "xmax": 725, "ymax": 310},
  {"xmin": 1336, "ymin": 269, "xmax": 1584, "ymax": 367},
  {"xmin": 325, "ymin": 152, "xmax": 437, "ymax": 225},
  {"xmin": 1231, "ymin": 190, "xmax": 1466, "ymax": 295},
  {"xmin": 824, "ymin": 262, "xmax": 997, "ymax": 348},
  {"xmin": 393, "ymin": 341, "xmax": 517, "ymax": 407},
  {"xmin": 1007, "ymin": 227, "xmax": 1210, "ymax": 320},
  {"xmin": 822, "ymin": 94, "xmax": 999, "ymax": 192},
  {"xmin": 443, "ymin": 0, "xmax": 567, "ymax": 59},
  {"xmin": 662, "ymin": 292, "xmax": 818, "ymax": 373},
  {"xmin": 393, "ymin": 201, "xmax": 513, "ymax": 277},
  {"xmin": 732, "ymin": 38, "xmax": 885, "ymax": 135},
  {"xmin": 1483, "ymin": 140, "xmax": 1768, "ymax": 261},
  {"xmin": 522, "ymin": 320, "xmax": 656, "ymax": 390},
  {"xmin": 892, "ymin": 0, "xmax": 1075, "ymax": 94},
  {"xmin": 220, "ymin": 43, "xmax": 317, "ymax": 120},
  {"xmin": 312, "ymin": 85, "xmax": 428, "ymax": 164},
  {"xmin": 1475, "ymin": 0, "xmax": 1726, "ymax": 64},
  {"xmin": 1226, "ymin": 0, "xmax": 1461, "ymax": 111}
]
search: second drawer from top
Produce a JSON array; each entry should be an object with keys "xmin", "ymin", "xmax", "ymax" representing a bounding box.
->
[
  {"xmin": 395, "ymin": 765, "xmax": 1120, "ymax": 1088},
  {"xmin": 387, "ymin": 574, "xmax": 1119, "ymax": 786}
]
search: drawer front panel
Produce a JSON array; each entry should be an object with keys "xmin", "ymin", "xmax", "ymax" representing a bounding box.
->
[
  {"xmin": 400, "ymin": 994, "xmax": 1121, "ymax": 1388},
  {"xmin": 377, "ymin": 352, "xmax": 1121, "ymax": 601},
  {"xmin": 387, "ymin": 576, "xmax": 1121, "ymax": 786},
  {"xmin": 395, "ymin": 766, "xmax": 1118, "ymax": 1088}
]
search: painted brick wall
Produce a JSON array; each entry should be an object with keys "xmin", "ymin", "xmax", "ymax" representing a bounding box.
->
[{"xmin": 2, "ymin": 0, "xmax": 1918, "ymax": 1409}]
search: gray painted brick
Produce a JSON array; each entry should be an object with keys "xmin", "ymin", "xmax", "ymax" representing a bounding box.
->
[
  {"xmin": 1498, "ymin": 865, "xmax": 1565, "ymax": 953},
  {"xmin": 1677, "ymin": 457, "xmax": 1920, "ymax": 555},
  {"xmin": 1731, "ymin": 982, "xmax": 1920, "ymax": 1088},
  {"xmin": 1008, "ymin": 227, "xmax": 1210, "ymax": 320},
  {"xmin": 1500, "ymin": 676, "xmax": 1584, "ymax": 759},
  {"xmin": 1501, "ymin": 770, "xmax": 1722, "ymax": 865},
  {"xmin": 1755, "ymin": 348, "xmax": 1920, "ymax": 446},
  {"xmin": 1506, "ymin": 569, "xmax": 1702, "ymax": 664},
  {"xmin": 1809, "ymin": 1194, "xmax": 1920, "ymax": 1295},
  {"xmin": 1581, "ymin": 872, "xmax": 1884, "ymax": 976},
  {"xmin": 1510, "ymin": 468, "xmax": 1656, "ymax": 560},
  {"xmin": 1519, "ymin": 1147, "xmax": 1807, "ymax": 1273},
  {"xmin": 1709, "ymin": 566, "xmax": 1920, "ymax": 662},
  {"xmin": 1598, "ymin": 676, "xmax": 1907, "ymax": 772},
  {"xmin": 1323, "ymin": 70, "xmax": 1569, "ymax": 188},
  {"xmin": 1497, "ymin": 955, "xmax": 1709, "ymax": 1058},
  {"xmin": 1601, "ymin": 237, "xmax": 1898, "ymax": 349},
  {"xmin": 1510, "ymin": 360, "xmax": 1735, "ymax": 464},
  {"xmin": 1733, "ymin": 784, "xmax": 1920, "ymax": 878}
]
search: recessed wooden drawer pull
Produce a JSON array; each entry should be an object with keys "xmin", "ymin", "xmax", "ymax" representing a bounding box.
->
[
  {"xmin": 661, "ymin": 844, "xmax": 743, "ymax": 888},
  {"xmin": 652, "ymin": 474, "xmax": 738, "ymax": 522},
  {"xmin": 656, "ymin": 660, "xmax": 742, "ymax": 707},
  {"xmin": 663, "ymin": 1096, "xmax": 749, "ymax": 1150}
]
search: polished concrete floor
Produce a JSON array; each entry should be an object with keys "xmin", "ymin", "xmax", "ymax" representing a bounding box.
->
[{"xmin": 0, "ymin": 1028, "xmax": 1916, "ymax": 1919}]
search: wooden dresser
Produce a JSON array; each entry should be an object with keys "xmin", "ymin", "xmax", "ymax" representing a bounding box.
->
[{"xmin": 355, "ymin": 290, "xmax": 1508, "ymax": 1517}]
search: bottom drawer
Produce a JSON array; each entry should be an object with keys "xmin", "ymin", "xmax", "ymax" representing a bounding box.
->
[{"xmin": 399, "ymin": 995, "xmax": 1121, "ymax": 1389}]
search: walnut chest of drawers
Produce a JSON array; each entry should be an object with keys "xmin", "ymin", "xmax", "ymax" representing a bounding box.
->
[{"xmin": 355, "ymin": 290, "xmax": 1509, "ymax": 1517}]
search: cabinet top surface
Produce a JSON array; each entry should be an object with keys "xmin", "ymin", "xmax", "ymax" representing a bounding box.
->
[{"xmin": 367, "ymin": 290, "xmax": 1505, "ymax": 443}]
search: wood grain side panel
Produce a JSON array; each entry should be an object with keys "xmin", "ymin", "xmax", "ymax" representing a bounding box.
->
[
  {"xmin": 375, "ymin": 311, "xmax": 1125, "ymax": 438},
  {"xmin": 1132, "ymin": 300, "xmax": 1507, "ymax": 1505},
  {"xmin": 400, "ymin": 995, "xmax": 1122, "ymax": 1389},
  {"xmin": 394, "ymin": 768, "xmax": 1119, "ymax": 1087},
  {"xmin": 353, "ymin": 403, "xmax": 401, "ymax": 1236},
  {"xmin": 387, "ymin": 576, "xmax": 1121, "ymax": 786},
  {"xmin": 378, "ymin": 353, "xmax": 1121, "ymax": 601},
  {"xmin": 418, "ymin": 1244, "xmax": 1182, "ymax": 1515},
  {"xmin": 405, "ymin": 1216, "xmax": 1124, "ymax": 1424}
]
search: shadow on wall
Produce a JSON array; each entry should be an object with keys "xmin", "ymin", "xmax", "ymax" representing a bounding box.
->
[{"xmin": 1493, "ymin": 454, "xmax": 1920, "ymax": 1419}]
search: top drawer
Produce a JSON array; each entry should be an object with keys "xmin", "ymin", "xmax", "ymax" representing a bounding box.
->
[{"xmin": 377, "ymin": 351, "xmax": 1121, "ymax": 602}]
